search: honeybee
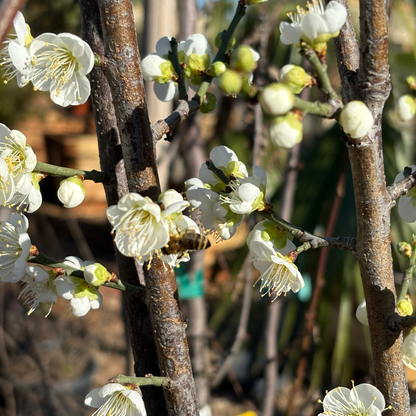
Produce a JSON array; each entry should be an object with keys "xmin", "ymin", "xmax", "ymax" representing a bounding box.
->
[{"xmin": 161, "ymin": 231, "xmax": 211, "ymax": 255}]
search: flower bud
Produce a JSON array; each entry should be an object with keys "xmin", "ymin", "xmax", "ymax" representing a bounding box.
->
[
  {"xmin": 407, "ymin": 76, "xmax": 416, "ymax": 90},
  {"xmin": 84, "ymin": 263, "xmax": 111, "ymax": 286},
  {"xmin": 210, "ymin": 61, "xmax": 226, "ymax": 78},
  {"xmin": 395, "ymin": 95, "xmax": 416, "ymax": 122},
  {"xmin": 219, "ymin": 69, "xmax": 243, "ymax": 95},
  {"xmin": 356, "ymin": 299, "xmax": 368, "ymax": 326},
  {"xmin": 398, "ymin": 298, "xmax": 413, "ymax": 316},
  {"xmin": 339, "ymin": 101, "xmax": 374, "ymax": 139},
  {"xmin": 397, "ymin": 241, "xmax": 412, "ymax": 258},
  {"xmin": 279, "ymin": 64, "xmax": 313, "ymax": 94},
  {"xmin": 215, "ymin": 33, "xmax": 236, "ymax": 49},
  {"xmin": 269, "ymin": 112, "xmax": 303, "ymax": 148},
  {"xmin": 200, "ymin": 92, "xmax": 217, "ymax": 113},
  {"xmin": 57, "ymin": 176, "xmax": 86, "ymax": 208},
  {"xmin": 259, "ymin": 83, "xmax": 294, "ymax": 116},
  {"xmin": 230, "ymin": 46, "xmax": 256, "ymax": 73}
]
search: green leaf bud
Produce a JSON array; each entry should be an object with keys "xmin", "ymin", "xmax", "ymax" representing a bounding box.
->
[{"xmin": 398, "ymin": 298, "xmax": 413, "ymax": 317}]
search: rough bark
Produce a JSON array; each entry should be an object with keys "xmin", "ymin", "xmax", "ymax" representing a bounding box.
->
[
  {"xmin": 94, "ymin": 0, "xmax": 199, "ymax": 415},
  {"xmin": 332, "ymin": 0, "xmax": 410, "ymax": 412},
  {"xmin": 78, "ymin": 1, "xmax": 168, "ymax": 414}
]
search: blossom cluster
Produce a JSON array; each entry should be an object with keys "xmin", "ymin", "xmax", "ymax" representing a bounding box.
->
[
  {"xmin": 107, "ymin": 189, "xmax": 201, "ymax": 268},
  {"xmin": 185, "ymin": 145, "xmax": 304, "ymax": 299},
  {"xmin": 1, "ymin": 12, "xmax": 94, "ymax": 107},
  {"xmin": 0, "ymin": 213, "xmax": 103, "ymax": 317}
]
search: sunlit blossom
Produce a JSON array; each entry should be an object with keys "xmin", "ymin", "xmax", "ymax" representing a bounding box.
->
[
  {"xmin": 250, "ymin": 240, "xmax": 303, "ymax": 300},
  {"xmin": 85, "ymin": 383, "xmax": 146, "ymax": 416},
  {"xmin": 318, "ymin": 382, "xmax": 387, "ymax": 416},
  {"xmin": 0, "ymin": 213, "xmax": 31, "ymax": 283},
  {"xmin": 30, "ymin": 32, "xmax": 94, "ymax": 107}
]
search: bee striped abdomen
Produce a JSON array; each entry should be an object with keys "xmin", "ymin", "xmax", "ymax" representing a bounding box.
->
[{"xmin": 161, "ymin": 232, "xmax": 211, "ymax": 255}]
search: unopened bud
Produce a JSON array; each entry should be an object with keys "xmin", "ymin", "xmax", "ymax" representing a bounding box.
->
[
  {"xmin": 219, "ymin": 69, "xmax": 243, "ymax": 95},
  {"xmin": 269, "ymin": 112, "xmax": 303, "ymax": 148},
  {"xmin": 395, "ymin": 95, "xmax": 416, "ymax": 122},
  {"xmin": 407, "ymin": 76, "xmax": 416, "ymax": 90},
  {"xmin": 259, "ymin": 83, "xmax": 294, "ymax": 116},
  {"xmin": 215, "ymin": 32, "xmax": 236, "ymax": 49},
  {"xmin": 84, "ymin": 263, "xmax": 111, "ymax": 286},
  {"xmin": 200, "ymin": 92, "xmax": 217, "ymax": 113},
  {"xmin": 230, "ymin": 46, "xmax": 256, "ymax": 73},
  {"xmin": 398, "ymin": 298, "xmax": 413, "ymax": 317},
  {"xmin": 57, "ymin": 176, "xmax": 86, "ymax": 208},
  {"xmin": 279, "ymin": 64, "xmax": 313, "ymax": 94},
  {"xmin": 356, "ymin": 299, "xmax": 368, "ymax": 326},
  {"xmin": 398, "ymin": 242, "xmax": 412, "ymax": 258},
  {"xmin": 210, "ymin": 61, "xmax": 226, "ymax": 78},
  {"xmin": 339, "ymin": 101, "xmax": 374, "ymax": 139}
]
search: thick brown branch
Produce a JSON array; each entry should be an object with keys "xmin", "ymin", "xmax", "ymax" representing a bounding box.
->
[
  {"xmin": 78, "ymin": 0, "xmax": 167, "ymax": 414},
  {"xmin": 152, "ymin": 99, "xmax": 200, "ymax": 142},
  {"xmin": 96, "ymin": 1, "xmax": 199, "ymax": 415}
]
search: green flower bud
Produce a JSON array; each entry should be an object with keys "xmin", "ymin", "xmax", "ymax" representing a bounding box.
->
[
  {"xmin": 215, "ymin": 32, "xmax": 236, "ymax": 49},
  {"xmin": 398, "ymin": 241, "xmax": 413, "ymax": 258},
  {"xmin": 219, "ymin": 69, "xmax": 243, "ymax": 95},
  {"xmin": 84, "ymin": 263, "xmax": 112, "ymax": 286},
  {"xmin": 200, "ymin": 92, "xmax": 217, "ymax": 113},
  {"xmin": 230, "ymin": 46, "xmax": 256, "ymax": 73},
  {"xmin": 210, "ymin": 61, "xmax": 226, "ymax": 78},
  {"xmin": 398, "ymin": 298, "xmax": 413, "ymax": 317},
  {"xmin": 406, "ymin": 76, "xmax": 416, "ymax": 90},
  {"xmin": 279, "ymin": 64, "xmax": 313, "ymax": 94},
  {"xmin": 259, "ymin": 83, "xmax": 294, "ymax": 116}
]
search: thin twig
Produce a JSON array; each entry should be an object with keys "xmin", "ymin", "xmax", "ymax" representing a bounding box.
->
[
  {"xmin": 0, "ymin": 0, "xmax": 26, "ymax": 45},
  {"xmin": 387, "ymin": 169, "xmax": 416, "ymax": 201}
]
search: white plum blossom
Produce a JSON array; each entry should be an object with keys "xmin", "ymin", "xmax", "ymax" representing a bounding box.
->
[
  {"xmin": 198, "ymin": 145, "xmax": 248, "ymax": 192},
  {"xmin": 57, "ymin": 176, "xmax": 86, "ymax": 208},
  {"xmin": 394, "ymin": 165, "xmax": 416, "ymax": 223},
  {"xmin": 269, "ymin": 113, "xmax": 303, "ymax": 149},
  {"xmin": 318, "ymin": 382, "xmax": 387, "ymax": 416},
  {"xmin": 402, "ymin": 331, "xmax": 416, "ymax": 370},
  {"xmin": 280, "ymin": 0, "xmax": 347, "ymax": 51},
  {"xmin": 0, "ymin": 124, "xmax": 37, "ymax": 192},
  {"xmin": 107, "ymin": 193, "xmax": 170, "ymax": 260},
  {"xmin": 54, "ymin": 256, "xmax": 102, "ymax": 317},
  {"xmin": 186, "ymin": 184, "xmax": 242, "ymax": 240},
  {"xmin": 0, "ymin": 214, "xmax": 31, "ymax": 283},
  {"xmin": 250, "ymin": 240, "xmax": 304, "ymax": 300},
  {"xmin": 8, "ymin": 172, "xmax": 43, "ymax": 213},
  {"xmin": 356, "ymin": 299, "xmax": 369, "ymax": 326},
  {"xmin": 339, "ymin": 101, "xmax": 374, "ymax": 139},
  {"xmin": 0, "ymin": 11, "xmax": 35, "ymax": 87},
  {"xmin": 18, "ymin": 265, "xmax": 58, "ymax": 316},
  {"xmin": 142, "ymin": 36, "xmax": 179, "ymax": 102},
  {"xmin": 221, "ymin": 166, "xmax": 267, "ymax": 215},
  {"xmin": 30, "ymin": 33, "xmax": 94, "ymax": 107},
  {"xmin": 259, "ymin": 83, "xmax": 294, "ymax": 116},
  {"xmin": 142, "ymin": 34, "xmax": 213, "ymax": 101},
  {"xmin": 55, "ymin": 275, "xmax": 102, "ymax": 317},
  {"xmin": 395, "ymin": 95, "xmax": 416, "ymax": 122},
  {"xmin": 85, "ymin": 383, "xmax": 147, "ymax": 416},
  {"xmin": 0, "ymin": 158, "xmax": 15, "ymax": 206},
  {"xmin": 247, "ymin": 220, "xmax": 296, "ymax": 255}
]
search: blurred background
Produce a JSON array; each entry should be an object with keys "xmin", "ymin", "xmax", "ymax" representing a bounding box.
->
[{"xmin": 0, "ymin": 0, "xmax": 416, "ymax": 415}]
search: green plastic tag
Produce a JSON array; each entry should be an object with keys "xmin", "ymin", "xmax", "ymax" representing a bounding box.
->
[{"xmin": 176, "ymin": 269, "xmax": 204, "ymax": 299}]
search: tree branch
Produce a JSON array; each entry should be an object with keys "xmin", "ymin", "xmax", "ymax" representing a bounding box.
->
[
  {"xmin": 0, "ymin": 0, "xmax": 26, "ymax": 45},
  {"xmin": 387, "ymin": 169, "xmax": 416, "ymax": 201}
]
